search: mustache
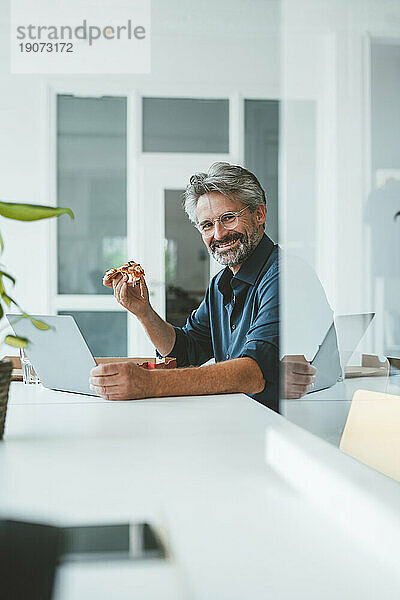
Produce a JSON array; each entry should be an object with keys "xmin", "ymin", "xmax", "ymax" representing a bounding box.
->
[{"xmin": 210, "ymin": 232, "xmax": 245, "ymax": 251}]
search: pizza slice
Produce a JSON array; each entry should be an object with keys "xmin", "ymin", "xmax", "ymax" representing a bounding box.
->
[{"xmin": 103, "ymin": 261, "xmax": 145, "ymax": 297}]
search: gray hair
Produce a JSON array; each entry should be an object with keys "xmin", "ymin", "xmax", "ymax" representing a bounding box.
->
[{"xmin": 183, "ymin": 162, "xmax": 266, "ymax": 224}]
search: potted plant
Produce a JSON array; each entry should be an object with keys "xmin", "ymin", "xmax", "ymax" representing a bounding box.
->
[{"xmin": 0, "ymin": 201, "xmax": 74, "ymax": 438}]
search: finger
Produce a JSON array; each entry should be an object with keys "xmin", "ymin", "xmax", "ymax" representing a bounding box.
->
[
  {"xmin": 139, "ymin": 276, "xmax": 148, "ymax": 298},
  {"xmin": 120, "ymin": 280, "xmax": 132, "ymax": 303},
  {"xmin": 114, "ymin": 279, "xmax": 128, "ymax": 305},
  {"xmin": 114, "ymin": 275, "xmax": 126, "ymax": 297},
  {"xmin": 90, "ymin": 363, "xmax": 119, "ymax": 377},
  {"xmin": 103, "ymin": 394, "xmax": 133, "ymax": 401},
  {"xmin": 286, "ymin": 392, "xmax": 307, "ymax": 399},
  {"xmin": 286, "ymin": 383, "xmax": 309, "ymax": 396},
  {"xmin": 286, "ymin": 373, "xmax": 315, "ymax": 385},
  {"xmin": 111, "ymin": 273, "xmax": 123, "ymax": 287},
  {"xmin": 90, "ymin": 383, "xmax": 118, "ymax": 395},
  {"xmin": 89, "ymin": 375, "xmax": 120, "ymax": 387},
  {"xmin": 103, "ymin": 276, "xmax": 115, "ymax": 288},
  {"xmin": 90, "ymin": 384, "xmax": 133, "ymax": 401},
  {"xmin": 290, "ymin": 362, "xmax": 316, "ymax": 375}
]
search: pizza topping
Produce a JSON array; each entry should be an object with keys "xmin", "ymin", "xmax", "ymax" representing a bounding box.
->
[{"xmin": 103, "ymin": 261, "xmax": 145, "ymax": 296}]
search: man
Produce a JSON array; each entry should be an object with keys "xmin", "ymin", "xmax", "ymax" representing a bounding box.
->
[{"xmin": 90, "ymin": 162, "xmax": 315, "ymax": 409}]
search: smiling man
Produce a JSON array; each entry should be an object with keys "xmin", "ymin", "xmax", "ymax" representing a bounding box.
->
[{"xmin": 90, "ymin": 162, "xmax": 315, "ymax": 409}]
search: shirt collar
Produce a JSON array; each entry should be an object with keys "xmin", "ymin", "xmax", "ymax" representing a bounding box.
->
[
  {"xmin": 233, "ymin": 234, "xmax": 275, "ymax": 285},
  {"xmin": 217, "ymin": 233, "xmax": 275, "ymax": 296}
]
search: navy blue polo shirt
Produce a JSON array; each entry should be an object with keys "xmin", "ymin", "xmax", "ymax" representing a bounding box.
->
[{"xmin": 167, "ymin": 234, "xmax": 279, "ymax": 411}]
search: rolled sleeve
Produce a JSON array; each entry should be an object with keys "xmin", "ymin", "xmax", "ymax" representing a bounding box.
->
[{"xmin": 240, "ymin": 340, "xmax": 279, "ymax": 385}]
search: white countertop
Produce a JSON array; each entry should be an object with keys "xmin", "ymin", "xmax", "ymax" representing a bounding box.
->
[{"xmin": 2, "ymin": 382, "xmax": 400, "ymax": 599}]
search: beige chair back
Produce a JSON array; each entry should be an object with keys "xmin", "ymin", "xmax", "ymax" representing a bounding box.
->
[{"xmin": 340, "ymin": 389, "xmax": 400, "ymax": 482}]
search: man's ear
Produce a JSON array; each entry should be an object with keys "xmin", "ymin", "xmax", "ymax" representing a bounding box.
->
[{"xmin": 255, "ymin": 204, "xmax": 266, "ymax": 226}]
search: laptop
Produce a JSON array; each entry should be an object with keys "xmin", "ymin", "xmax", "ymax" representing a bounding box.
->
[
  {"xmin": 310, "ymin": 312, "xmax": 375, "ymax": 393},
  {"xmin": 6, "ymin": 314, "xmax": 97, "ymax": 396}
]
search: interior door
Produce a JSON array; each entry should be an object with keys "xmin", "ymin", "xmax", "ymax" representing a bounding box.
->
[{"xmin": 132, "ymin": 156, "xmax": 223, "ymax": 356}]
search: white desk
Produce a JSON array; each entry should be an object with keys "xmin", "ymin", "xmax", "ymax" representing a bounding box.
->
[{"xmin": 2, "ymin": 382, "xmax": 400, "ymax": 599}]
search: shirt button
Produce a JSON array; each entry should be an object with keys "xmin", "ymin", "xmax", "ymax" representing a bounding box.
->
[
  {"xmin": 226, "ymin": 353, "xmax": 230, "ymax": 360},
  {"xmin": 231, "ymin": 324, "xmax": 236, "ymax": 331}
]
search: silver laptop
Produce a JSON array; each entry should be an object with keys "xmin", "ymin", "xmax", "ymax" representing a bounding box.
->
[
  {"xmin": 310, "ymin": 312, "xmax": 375, "ymax": 393},
  {"xmin": 6, "ymin": 314, "xmax": 97, "ymax": 396}
]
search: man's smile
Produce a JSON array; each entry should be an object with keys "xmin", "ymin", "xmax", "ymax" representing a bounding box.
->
[
  {"xmin": 210, "ymin": 232, "xmax": 244, "ymax": 252},
  {"xmin": 215, "ymin": 239, "xmax": 239, "ymax": 250}
]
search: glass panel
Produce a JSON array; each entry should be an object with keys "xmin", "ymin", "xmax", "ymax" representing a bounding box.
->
[
  {"xmin": 279, "ymin": 2, "xmax": 400, "ymax": 482},
  {"xmin": 58, "ymin": 311, "xmax": 127, "ymax": 357},
  {"xmin": 164, "ymin": 189, "xmax": 210, "ymax": 326},
  {"xmin": 57, "ymin": 95, "xmax": 127, "ymax": 294},
  {"xmin": 370, "ymin": 40, "xmax": 400, "ymax": 357},
  {"xmin": 142, "ymin": 98, "xmax": 229, "ymax": 153},
  {"xmin": 244, "ymin": 99, "xmax": 280, "ymax": 243}
]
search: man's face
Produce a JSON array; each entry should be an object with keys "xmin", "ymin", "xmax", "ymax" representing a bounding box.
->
[{"xmin": 196, "ymin": 192, "xmax": 266, "ymax": 270}]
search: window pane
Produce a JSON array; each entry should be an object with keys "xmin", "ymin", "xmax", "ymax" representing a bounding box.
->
[
  {"xmin": 165, "ymin": 190, "xmax": 209, "ymax": 326},
  {"xmin": 143, "ymin": 98, "xmax": 229, "ymax": 153},
  {"xmin": 57, "ymin": 95, "xmax": 127, "ymax": 294},
  {"xmin": 244, "ymin": 99, "xmax": 279, "ymax": 242},
  {"xmin": 58, "ymin": 311, "xmax": 127, "ymax": 356}
]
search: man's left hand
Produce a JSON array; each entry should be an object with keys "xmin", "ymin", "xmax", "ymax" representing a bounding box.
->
[
  {"xmin": 89, "ymin": 362, "xmax": 156, "ymax": 400},
  {"xmin": 281, "ymin": 356, "xmax": 316, "ymax": 399}
]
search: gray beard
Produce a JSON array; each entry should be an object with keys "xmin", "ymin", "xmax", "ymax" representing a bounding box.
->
[{"xmin": 209, "ymin": 227, "xmax": 262, "ymax": 267}]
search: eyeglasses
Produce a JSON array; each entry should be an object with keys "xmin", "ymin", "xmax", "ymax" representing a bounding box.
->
[{"xmin": 196, "ymin": 207, "xmax": 248, "ymax": 237}]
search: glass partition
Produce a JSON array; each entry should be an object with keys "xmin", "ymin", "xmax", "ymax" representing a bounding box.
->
[{"xmin": 279, "ymin": 0, "xmax": 400, "ymax": 480}]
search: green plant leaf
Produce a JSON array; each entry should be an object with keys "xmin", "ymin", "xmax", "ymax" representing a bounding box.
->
[
  {"xmin": 0, "ymin": 271, "xmax": 15, "ymax": 285},
  {"xmin": 0, "ymin": 231, "xmax": 3, "ymax": 253},
  {"xmin": 0, "ymin": 272, "xmax": 19, "ymax": 308},
  {"xmin": 0, "ymin": 303, "xmax": 3, "ymax": 319},
  {"xmin": 0, "ymin": 202, "xmax": 74, "ymax": 222},
  {"xmin": 5, "ymin": 334, "xmax": 28, "ymax": 348},
  {"xmin": 30, "ymin": 317, "xmax": 50, "ymax": 330},
  {"xmin": 7, "ymin": 313, "xmax": 28, "ymax": 327},
  {"xmin": 0, "ymin": 292, "xmax": 11, "ymax": 307}
]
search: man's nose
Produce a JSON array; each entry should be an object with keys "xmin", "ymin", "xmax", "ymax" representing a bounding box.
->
[{"xmin": 213, "ymin": 220, "xmax": 227, "ymax": 240}]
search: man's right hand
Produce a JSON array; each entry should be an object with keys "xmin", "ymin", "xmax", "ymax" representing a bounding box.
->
[
  {"xmin": 281, "ymin": 356, "xmax": 316, "ymax": 399},
  {"xmin": 104, "ymin": 273, "xmax": 151, "ymax": 321}
]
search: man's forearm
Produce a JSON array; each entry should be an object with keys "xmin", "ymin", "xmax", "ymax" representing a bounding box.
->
[
  {"xmin": 151, "ymin": 357, "xmax": 265, "ymax": 397},
  {"xmin": 140, "ymin": 306, "xmax": 176, "ymax": 357}
]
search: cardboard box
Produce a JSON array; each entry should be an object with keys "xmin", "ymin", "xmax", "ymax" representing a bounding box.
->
[{"xmin": 94, "ymin": 357, "xmax": 177, "ymax": 370}]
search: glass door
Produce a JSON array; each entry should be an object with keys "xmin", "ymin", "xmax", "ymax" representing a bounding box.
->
[
  {"xmin": 134, "ymin": 158, "xmax": 223, "ymax": 355},
  {"xmin": 56, "ymin": 93, "xmax": 128, "ymax": 357}
]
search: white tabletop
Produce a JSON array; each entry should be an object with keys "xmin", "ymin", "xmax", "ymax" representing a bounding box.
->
[{"xmin": 2, "ymin": 382, "xmax": 400, "ymax": 599}]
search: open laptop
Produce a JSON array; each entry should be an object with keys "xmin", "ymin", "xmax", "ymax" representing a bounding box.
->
[
  {"xmin": 6, "ymin": 314, "xmax": 97, "ymax": 396},
  {"xmin": 309, "ymin": 312, "xmax": 375, "ymax": 393}
]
